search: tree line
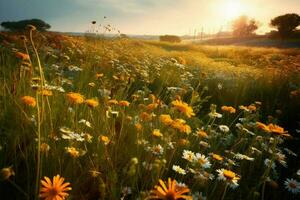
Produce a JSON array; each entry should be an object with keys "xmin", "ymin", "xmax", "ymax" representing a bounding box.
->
[{"xmin": 1, "ymin": 13, "xmax": 299, "ymax": 41}]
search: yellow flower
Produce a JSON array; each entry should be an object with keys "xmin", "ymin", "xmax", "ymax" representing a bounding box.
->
[
  {"xmin": 178, "ymin": 139, "xmax": 190, "ymax": 146},
  {"xmin": 152, "ymin": 129, "xmax": 163, "ymax": 137},
  {"xmin": 66, "ymin": 147, "xmax": 80, "ymax": 158},
  {"xmin": 107, "ymin": 99, "xmax": 118, "ymax": 106},
  {"xmin": 119, "ymin": 100, "xmax": 130, "ymax": 107},
  {"xmin": 171, "ymin": 100, "xmax": 195, "ymax": 118},
  {"xmin": 85, "ymin": 99, "xmax": 99, "ymax": 108},
  {"xmin": 212, "ymin": 153, "xmax": 223, "ymax": 161},
  {"xmin": 171, "ymin": 119, "xmax": 191, "ymax": 134},
  {"xmin": 21, "ymin": 96, "xmax": 36, "ymax": 107},
  {"xmin": 96, "ymin": 73, "xmax": 104, "ymax": 79},
  {"xmin": 66, "ymin": 92, "xmax": 85, "ymax": 104},
  {"xmin": 221, "ymin": 106, "xmax": 236, "ymax": 114},
  {"xmin": 40, "ymin": 143, "xmax": 50, "ymax": 153},
  {"xmin": 40, "ymin": 175, "xmax": 72, "ymax": 200},
  {"xmin": 148, "ymin": 178, "xmax": 192, "ymax": 200},
  {"xmin": 160, "ymin": 114, "xmax": 173, "ymax": 126},
  {"xmin": 39, "ymin": 89, "xmax": 53, "ymax": 96},
  {"xmin": 99, "ymin": 135, "xmax": 110, "ymax": 145},
  {"xmin": 1, "ymin": 166, "xmax": 15, "ymax": 180},
  {"xmin": 88, "ymin": 82, "xmax": 96, "ymax": 87}
]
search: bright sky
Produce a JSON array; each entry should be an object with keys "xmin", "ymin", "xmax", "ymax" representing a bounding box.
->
[{"xmin": 0, "ymin": 0, "xmax": 299, "ymax": 35}]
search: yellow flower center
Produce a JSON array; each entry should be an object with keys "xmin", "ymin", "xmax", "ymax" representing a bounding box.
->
[{"xmin": 223, "ymin": 170, "xmax": 236, "ymax": 180}]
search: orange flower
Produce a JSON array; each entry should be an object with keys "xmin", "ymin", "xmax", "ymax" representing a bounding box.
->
[
  {"xmin": 146, "ymin": 103, "xmax": 158, "ymax": 111},
  {"xmin": 135, "ymin": 123, "xmax": 143, "ymax": 131},
  {"xmin": 148, "ymin": 178, "xmax": 191, "ymax": 200},
  {"xmin": 119, "ymin": 100, "xmax": 130, "ymax": 107},
  {"xmin": 171, "ymin": 100, "xmax": 195, "ymax": 118},
  {"xmin": 221, "ymin": 106, "xmax": 236, "ymax": 114},
  {"xmin": 268, "ymin": 124, "xmax": 290, "ymax": 137},
  {"xmin": 85, "ymin": 99, "xmax": 99, "ymax": 108},
  {"xmin": 196, "ymin": 129, "xmax": 208, "ymax": 138},
  {"xmin": 140, "ymin": 112, "xmax": 152, "ymax": 121},
  {"xmin": 15, "ymin": 52, "xmax": 30, "ymax": 61},
  {"xmin": 256, "ymin": 122, "xmax": 290, "ymax": 137},
  {"xmin": 21, "ymin": 96, "xmax": 36, "ymax": 107},
  {"xmin": 40, "ymin": 175, "xmax": 71, "ymax": 200},
  {"xmin": 66, "ymin": 92, "xmax": 84, "ymax": 104},
  {"xmin": 99, "ymin": 135, "xmax": 110, "ymax": 145}
]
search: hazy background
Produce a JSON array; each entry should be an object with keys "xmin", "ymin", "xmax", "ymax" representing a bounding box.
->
[{"xmin": 0, "ymin": 0, "xmax": 299, "ymax": 35}]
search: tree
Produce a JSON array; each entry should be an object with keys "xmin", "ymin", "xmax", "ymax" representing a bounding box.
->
[
  {"xmin": 159, "ymin": 35, "xmax": 181, "ymax": 43},
  {"xmin": 232, "ymin": 16, "xmax": 259, "ymax": 37},
  {"xmin": 1, "ymin": 19, "xmax": 51, "ymax": 31},
  {"xmin": 270, "ymin": 13, "xmax": 300, "ymax": 38}
]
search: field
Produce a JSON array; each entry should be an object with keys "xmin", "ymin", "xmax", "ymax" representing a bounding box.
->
[{"xmin": 0, "ymin": 30, "xmax": 300, "ymax": 200}]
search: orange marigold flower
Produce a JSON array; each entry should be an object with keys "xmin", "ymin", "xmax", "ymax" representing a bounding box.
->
[
  {"xmin": 148, "ymin": 178, "xmax": 192, "ymax": 200},
  {"xmin": 256, "ymin": 122, "xmax": 270, "ymax": 132},
  {"xmin": 256, "ymin": 122, "xmax": 290, "ymax": 137},
  {"xmin": 146, "ymin": 103, "xmax": 158, "ymax": 111},
  {"xmin": 267, "ymin": 124, "xmax": 290, "ymax": 137},
  {"xmin": 248, "ymin": 105, "xmax": 257, "ymax": 112},
  {"xmin": 171, "ymin": 100, "xmax": 195, "ymax": 118},
  {"xmin": 66, "ymin": 92, "xmax": 85, "ymax": 104},
  {"xmin": 15, "ymin": 52, "xmax": 30, "ymax": 61},
  {"xmin": 21, "ymin": 96, "xmax": 36, "ymax": 107},
  {"xmin": 119, "ymin": 100, "xmax": 130, "ymax": 107},
  {"xmin": 99, "ymin": 135, "xmax": 110, "ymax": 145},
  {"xmin": 85, "ymin": 99, "xmax": 99, "ymax": 108},
  {"xmin": 221, "ymin": 106, "xmax": 236, "ymax": 114},
  {"xmin": 40, "ymin": 175, "xmax": 71, "ymax": 200}
]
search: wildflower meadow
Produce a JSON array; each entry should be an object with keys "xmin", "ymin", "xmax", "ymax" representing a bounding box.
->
[{"xmin": 0, "ymin": 21, "xmax": 300, "ymax": 200}]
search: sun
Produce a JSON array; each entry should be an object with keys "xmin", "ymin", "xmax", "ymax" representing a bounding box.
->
[{"xmin": 224, "ymin": 0, "xmax": 244, "ymax": 20}]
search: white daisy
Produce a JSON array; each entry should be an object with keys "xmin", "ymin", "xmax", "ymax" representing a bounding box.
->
[
  {"xmin": 172, "ymin": 165, "xmax": 186, "ymax": 175},
  {"xmin": 195, "ymin": 153, "xmax": 211, "ymax": 168},
  {"xmin": 182, "ymin": 150, "xmax": 196, "ymax": 162},
  {"xmin": 216, "ymin": 168, "xmax": 240, "ymax": 188},
  {"xmin": 219, "ymin": 125, "xmax": 230, "ymax": 133},
  {"xmin": 284, "ymin": 178, "xmax": 300, "ymax": 194}
]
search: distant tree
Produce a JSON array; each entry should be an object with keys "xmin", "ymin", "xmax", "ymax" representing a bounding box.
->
[
  {"xmin": 1, "ymin": 19, "xmax": 51, "ymax": 31},
  {"xmin": 159, "ymin": 35, "xmax": 181, "ymax": 43},
  {"xmin": 270, "ymin": 13, "xmax": 300, "ymax": 38},
  {"xmin": 232, "ymin": 16, "xmax": 259, "ymax": 37}
]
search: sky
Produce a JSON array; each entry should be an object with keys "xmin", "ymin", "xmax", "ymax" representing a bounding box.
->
[{"xmin": 0, "ymin": 0, "xmax": 299, "ymax": 35}]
